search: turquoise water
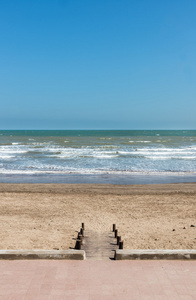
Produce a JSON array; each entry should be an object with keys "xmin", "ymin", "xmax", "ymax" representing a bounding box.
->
[
  {"xmin": 1, "ymin": 130, "xmax": 196, "ymax": 137},
  {"xmin": 0, "ymin": 130, "xmax": 196, "ymax": 183}
]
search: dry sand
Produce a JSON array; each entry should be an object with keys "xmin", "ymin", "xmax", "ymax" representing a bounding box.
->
[{"xmin": 0, "ymin": 183, "xmax": 196, "ymax": 250}]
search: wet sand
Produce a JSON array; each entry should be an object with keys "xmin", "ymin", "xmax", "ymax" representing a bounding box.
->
[{"xmin": 0, "ymin": 183, "xmax": 196, "ymax": 250}]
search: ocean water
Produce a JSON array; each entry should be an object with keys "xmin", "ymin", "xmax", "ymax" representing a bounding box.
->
[{"xmin": 0, "ymin": 130, "xmax": 196, "ymax": 184}]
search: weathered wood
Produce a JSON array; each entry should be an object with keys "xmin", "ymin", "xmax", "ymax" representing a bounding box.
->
[{"xmin": 82, "ymin": 230, "xmax": 118, "ymax": 260}]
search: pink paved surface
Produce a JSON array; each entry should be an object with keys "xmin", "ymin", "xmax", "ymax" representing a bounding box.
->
[{"xmin": 0, "ymin": 260, "xmax": 196, "ymax": 299}]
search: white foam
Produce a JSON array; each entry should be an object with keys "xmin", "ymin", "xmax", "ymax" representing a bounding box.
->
[
  {"xmin": 93, "ymin": 154, "xmax": 117, "ymax": 159},
  {"xmin": 149, "ymin": 156, "xmax": 171, "ymax": 160},
  {"xmin": 129, "ymin": 141, "xmax": 150, "ymax": 143},
  {"xmin": 0, "ymin": 168, "xmax": 195, "ymax": 176},
  {"xmin": 0, "ymin": 155, "xmax": 14, "ymax": 159},
  {"xmin": 0, "ymin": 149, "xmax": 27, "ymax": 154}
]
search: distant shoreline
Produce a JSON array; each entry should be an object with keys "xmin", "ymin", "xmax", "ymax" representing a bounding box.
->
[{"xmin": 1, "ymin": 172, "xmax": 196, "ymax": 184}]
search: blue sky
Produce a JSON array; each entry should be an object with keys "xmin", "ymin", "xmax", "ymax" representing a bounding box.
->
[{"xmin": 0, "ymin": 0, "xmax": 196, "ymax": 130}]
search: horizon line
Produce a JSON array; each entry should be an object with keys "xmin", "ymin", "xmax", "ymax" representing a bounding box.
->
[{"xmin": 0, "ymin": 129, "xmax": 196, "ymax": 131}]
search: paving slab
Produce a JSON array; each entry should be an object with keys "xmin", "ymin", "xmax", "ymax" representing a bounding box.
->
[{"xmin": 0, "ymin": 260, "xmax": 196, "ymax": 299}]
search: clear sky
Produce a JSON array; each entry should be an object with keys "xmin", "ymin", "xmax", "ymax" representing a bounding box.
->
[{"xmin": 0, "ymin": 0, "xmax": 196, "ymax": 130}]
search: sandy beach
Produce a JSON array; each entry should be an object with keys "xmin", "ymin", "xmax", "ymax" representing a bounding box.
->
[{"xmin": 0, "ymin": 183, "xmax": 196, "ymax": 250}]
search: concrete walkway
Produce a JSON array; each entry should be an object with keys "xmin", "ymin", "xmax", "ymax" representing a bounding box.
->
[{"xmin": 0, "ymin": 260, "xmax": 196, "ymax": 299}]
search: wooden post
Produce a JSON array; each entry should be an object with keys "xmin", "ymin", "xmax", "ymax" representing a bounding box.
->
[
  {"xmin": 80, "ymin": 228, "xmax": 84, "ymax": 236},
  {"xmin": 117, "ymin": 236, "xmax": 121, "ymax": 245},
  {"xmin": 75, "ymin": 239, "xmax": 81, "ymax": 250},
  {"xmin": 115, "ymin": 229, "xmax": 118, "ymax": 238},
  {"xmin": 119, "ymin": 241, "xmax": 123, "ymax": 249},
  {"xmin": 113, "ymin": 224, "xmax": 116, "ymax": 232},
  {"xmin": 82, "ymin": 223, "xmax": 85, "ymax": 230},
  {"xmin": 78, "ymin": 234, "xmax": 83, "ymax": 244}
]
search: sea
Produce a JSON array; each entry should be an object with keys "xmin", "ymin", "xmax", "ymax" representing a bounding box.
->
[{"xmin": 0, "ymin": 130, "xmax": 196, "ymax": 184}]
